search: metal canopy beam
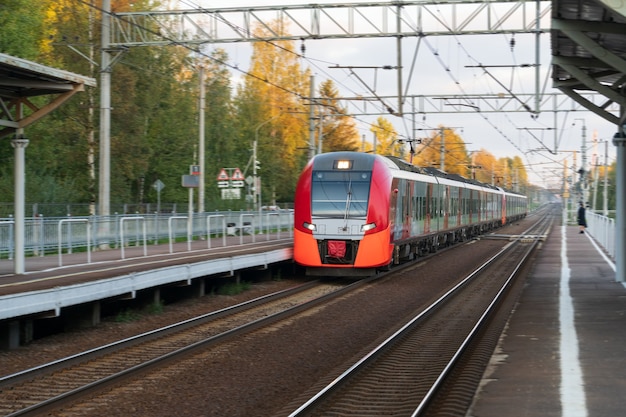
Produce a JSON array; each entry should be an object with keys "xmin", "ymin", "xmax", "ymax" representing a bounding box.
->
[{"xmin": 0, "ymin": 53, "xmax": 96, "ymax": 139}]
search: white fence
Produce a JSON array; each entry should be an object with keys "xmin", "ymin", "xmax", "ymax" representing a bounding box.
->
[
  {"xmin": 0, "ymin": 210, "xmax": 294, "ymax": 261},
  {"xmin": 585, "ymin": 211, "xmax": 616, "ymax": 260}
]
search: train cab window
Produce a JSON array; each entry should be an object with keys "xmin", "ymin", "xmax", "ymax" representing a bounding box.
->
[{"xmin": 311, "ymin": 171, "xmax": 370, "ymax": 218}]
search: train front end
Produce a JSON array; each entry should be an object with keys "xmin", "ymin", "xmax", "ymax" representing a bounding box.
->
[{"xmin": 294, "ymin": 152, "xmax": 393, "ymax": 276}]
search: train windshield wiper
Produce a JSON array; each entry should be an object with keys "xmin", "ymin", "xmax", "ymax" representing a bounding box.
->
[{"xmin": 343, "ymin": 181, "xmax": 352, "ymax": 229}]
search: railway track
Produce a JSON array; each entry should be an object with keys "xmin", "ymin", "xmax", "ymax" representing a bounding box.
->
[
  {"xmin": 288, "ymin": 208, "xmax": 555, "ymax": 416},
  {"xmin": 0, "ymin": 208, "xmax": 552, "ymax": 416},
  {"xmin": 0, "ymin": 278, "xmax": 374, "ymax": 416}
]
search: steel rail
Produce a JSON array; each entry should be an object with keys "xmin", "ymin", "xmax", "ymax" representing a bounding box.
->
[
  {"xmin": 412, "ymin": 211, "xmax": 554, "ymax": 415},
  {"xmin": 2, "ymin": 278, "xmax": 370, "ymax": 417},
  {"xmin": 0, "ymin": 280, "xmax": 319, "ymax": 389}
]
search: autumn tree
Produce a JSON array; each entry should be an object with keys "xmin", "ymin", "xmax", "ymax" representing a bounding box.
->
[
  {"xmin": 413, "ymin": 126, "xmax": 470, "ymax": 176},
  {"xmin": 317, "ymin": 80, "xmax": 359, "ymax": 152},
  {"xmin": 472, "ymin": 149, "xmax": 498, "ymax": 183},
  {"xmin": 234, "ymin": 19, "xmax": 310, "ymax": 204},
  {"xmin": 368, "ymin": 117, "xmax": 400, "ymax": 155}
]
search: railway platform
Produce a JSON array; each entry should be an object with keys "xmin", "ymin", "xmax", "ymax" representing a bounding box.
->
[
  {"xmin": 468, "ymin": 225, "xmax": 623, "ymax": 417},
  {"xmin": 0, "ymin": 235, "xmax": 293, "ymax": 348}
]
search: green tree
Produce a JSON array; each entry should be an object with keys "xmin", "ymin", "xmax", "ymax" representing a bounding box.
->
[
  {"xmin": 6, "ymin": 0, "xmax": 201, "ymax": 211},
  {"xmin": 201, "ymin": 49, "xmax": 242, "ymax": 209},
  {"xmin": 7, "ymin": 0, "xmax": 97, "ymax": 209},
  {"xmin": 0, "ymin": 0, "xmax": 47, "ymax": 59}
]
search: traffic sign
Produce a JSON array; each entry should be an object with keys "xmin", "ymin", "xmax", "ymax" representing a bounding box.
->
[
  {"xmin": 182, "ymin": 175, "xmax": 199, "ymax": 188},
  {"xmin": 232, "ymin": 167, "xmax": 244, "ymax": 180},
  {"xmin": 152, "ymin": 179, "xmax": 165, "ymax": 192},
  {"xmin": 217, "ymin": 181, "xmax": 229, "ymax": 188},
  {"xmin": 231, "ymin": 180, "xmax": 244, "ymax": 188},
  {"xmin": 217, "ymin": 168, "xmax": 229, "ymax": 180}
]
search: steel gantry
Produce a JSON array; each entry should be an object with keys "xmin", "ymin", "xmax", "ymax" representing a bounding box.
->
[
  {"xmin": 96, "ymin": 0, "xmax": 552, "ymax": 222},
  {"xmin": 108, "ymin": 0, "xmax": 551, "ymax": 45}
]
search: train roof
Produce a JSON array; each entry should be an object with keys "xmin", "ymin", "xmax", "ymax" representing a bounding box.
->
[
  {"xmin": 385, "ymin": 155, "xmax": 501, "ymax": 191},
  {"xmin": 384, "ymin": 156, "xmax": 430, "ymax": 175},
  {"xmin": 312, "ymin": 152, "xmax": 524, "ymax": 197}
]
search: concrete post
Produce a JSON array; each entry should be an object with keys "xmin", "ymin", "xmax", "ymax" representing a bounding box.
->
[{"xmin": 11, "ymin": 134, "xmax": 29, "ymax": 275}]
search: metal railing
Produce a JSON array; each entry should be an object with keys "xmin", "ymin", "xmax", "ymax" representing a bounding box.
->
[
  {"xmin": 585, "ymin": 211, "xmax": 615, "ymax": 260},
  {"xmin": 0, "ymin": 210, "xmax": 294, "ymax": 263}
]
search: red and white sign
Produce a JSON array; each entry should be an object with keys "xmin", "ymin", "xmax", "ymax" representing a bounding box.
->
[
  {"xmin": 232, "ymin": 168, "xmax": 244, "ymax": 180},
  {"xmin": 217, "ymin": 168, "xmax": 229, "ymax": 180}
]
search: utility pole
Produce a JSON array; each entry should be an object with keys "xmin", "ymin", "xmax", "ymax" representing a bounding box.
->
[
  {"xmin": 603, "ymin": 140, "xmax": 609, "ymax": 216},
  {"xmin": 254, "ymin": 113, "xmax": 281, "ymax": 210},
  {"xmin": 198, "ymin": 65, "xmax": 205, "ymax": 213},
  {"xmin": 99, "ymin": 0, "xmax": 111, "ymax": 222},
  {"xmin": 309, "ymin": 75, "xmax": 316, "ymax": 160},
  {"xmin": 574, "ymin": 119, "xmax": 587, "ymax": 204},
  {"xmin": 415, "ymin": 127, "xmax": 462, "ymax": 172}
]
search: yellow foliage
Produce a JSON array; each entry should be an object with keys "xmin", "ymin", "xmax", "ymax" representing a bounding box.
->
[{"xmin": 413, "ymin": 126, "xmax": 468, "ymax": 176}]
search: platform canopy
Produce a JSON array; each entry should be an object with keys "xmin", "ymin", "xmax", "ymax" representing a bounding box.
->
[
  {"xmin": 0, "ymin": 53, "xmax": 95, "ymax": 275},
  {"xmin": 0, "ymin": 53, "xmax": 96, "ymax": 139},
  {"xmin": 551, "ymin": 0, "xmax": 626, "ymax": 125}
]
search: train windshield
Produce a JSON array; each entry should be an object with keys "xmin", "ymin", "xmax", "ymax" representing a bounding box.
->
[{"xmin": 311, "ymin": 171, "xmax": 371, "ymax": 218}]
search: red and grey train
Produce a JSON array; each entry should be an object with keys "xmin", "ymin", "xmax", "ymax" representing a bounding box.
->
[{"xmin": 293, "ymin": 151, "xmax": 527, "ymax": 276}]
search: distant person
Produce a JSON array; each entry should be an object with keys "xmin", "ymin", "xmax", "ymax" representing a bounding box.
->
[{"xmin": 577, "ymin": 202, "xmax": 587, "ymax": 234}]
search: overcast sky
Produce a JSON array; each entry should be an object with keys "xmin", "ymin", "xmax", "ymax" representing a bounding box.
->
[{"xmin": 166, "ymin": 0, "xmax": 619, "ymax": 188}]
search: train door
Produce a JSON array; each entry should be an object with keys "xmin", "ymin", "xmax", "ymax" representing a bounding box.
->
[
  {"xmin": 392, "ymin": 178, "xmax": 411, "ymax": 240},
  {"xmin": 471, "ymin": 188, "xmax": 479, "ymax": 224},
  {"xmin": 479, "ymin": 190, "xmax": 485, "ymax": 223},
  {"xmin": 431, "ymin": 182, "xmax": 442, "ymax": 232},
  {"xmin": 403, "ymin": 179, "xmax": 412, "ymax": 238},
  {"xmin": 489, "ymin": 192, "xmax": 497, "ymax": 223},
  {"xmin": 413, "ymin": 181, "xmax": 424, "ymax": 235},
  {"xmin": 472, "ymin": 189, "xmax": 478, "ymax": 224},
  {"xmin": 442, "ymin": 184, "xmax": 449, "ymax": 230},
  {"xmin": 390, "ymin": 178, "xmax": 401, "ymax": 240},
  {"xmin": 425, "ymin": 182, "xmax": 432, "ymax": 233},
  {"xmin": 458, "ymin": 187, "xmax": 465, "ymax": 226},
  {"xmin": 446, "ymin": 185, "xmax": 456, "ymax": 229}
]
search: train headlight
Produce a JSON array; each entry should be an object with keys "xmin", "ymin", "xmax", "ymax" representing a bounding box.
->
[
  {"xmin": 361, "ymin": 222, "xmax": 376, "ymax": 232},
  {"xmin": 303, "ymin": 222, "xmax": 317, "ymax": 231}
]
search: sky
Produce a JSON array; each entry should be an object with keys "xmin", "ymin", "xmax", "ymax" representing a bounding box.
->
[{"xmin": 164, "ymin": 0, "xmax": 620, "ymax": 188}]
